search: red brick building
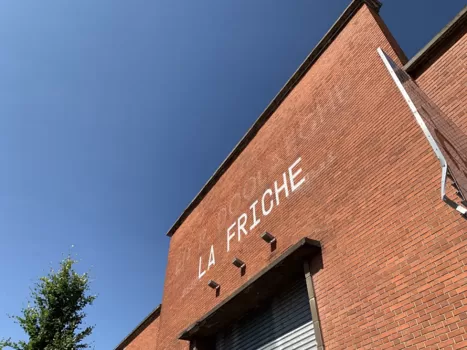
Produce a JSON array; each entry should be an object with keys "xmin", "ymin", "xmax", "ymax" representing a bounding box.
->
[{"xmin": 116, "ymin": 1, "xmax": 467, "ymax": 349}]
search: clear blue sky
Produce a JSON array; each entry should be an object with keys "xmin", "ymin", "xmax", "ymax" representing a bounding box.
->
[{"xmin": 0, "ymin": 0, "xmax": 464, "ymax": 348}]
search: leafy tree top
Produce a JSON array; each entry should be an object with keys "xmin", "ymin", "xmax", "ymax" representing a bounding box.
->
[{"xmin": 1, "ymin": 256, "xmax": 96, "ymax": 350}]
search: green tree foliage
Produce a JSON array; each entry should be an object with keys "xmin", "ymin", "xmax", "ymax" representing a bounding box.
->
[{"xmin": 1, "ymin": 257, "xmax": 96, "ymax": 350}]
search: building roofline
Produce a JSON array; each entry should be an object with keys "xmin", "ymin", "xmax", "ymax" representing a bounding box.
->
[
  {"xmin": 166, "ymin": 0, "xmax": 382, "ymax": 237},
  {"xmin": 114, "ymin": 304, "xmax": 162, "ymax": 350},
  {"xmin": 405, "ymin": 6, "xmax": 467, "ymax": 78}
]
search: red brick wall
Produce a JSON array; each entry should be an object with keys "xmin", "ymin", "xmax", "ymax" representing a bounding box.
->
[
  {"xmin": 158, "ymin": 4, "xmax": 467, "ymax": 350},
  {"xmin": 125, "ymin": 317, "xmax": 160, "ymax": 350},
  {"xmin": 415, "ymin": 32, "xmax": 467, "ymax": 134}
]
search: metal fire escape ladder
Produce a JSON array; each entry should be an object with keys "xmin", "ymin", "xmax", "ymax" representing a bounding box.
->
[{"xmin": 377, "ymin": 47, "xmax": 467, "ymax": 218}]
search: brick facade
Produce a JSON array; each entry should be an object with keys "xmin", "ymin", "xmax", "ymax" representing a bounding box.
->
[
  {"xmin": 117, "ymin": 2, "xmax": 467, "ymax": 349},
  {"xmin": 416, "ymin": 32, "xmax": 467, "ymax": 134}
]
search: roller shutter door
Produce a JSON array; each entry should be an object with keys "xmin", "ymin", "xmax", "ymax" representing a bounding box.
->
[{"xmin": 216, "ymin": 277, "xmax": 317, "ymax": 350}]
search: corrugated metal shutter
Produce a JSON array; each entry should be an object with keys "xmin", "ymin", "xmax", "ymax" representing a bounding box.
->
[{"xmin": 216, "ymin": 277, "xmax": 317, "ymax": 350}]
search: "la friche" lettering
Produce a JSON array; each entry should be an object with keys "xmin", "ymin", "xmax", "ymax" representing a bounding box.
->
[{"xmin": 198, "ymin": 157, "xmax": 306, "ymax": 279}]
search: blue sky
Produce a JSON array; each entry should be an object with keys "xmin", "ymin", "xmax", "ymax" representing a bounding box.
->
[{"xmin": 0, "ymin": 0, "xmax": 464, "ymax": 348}]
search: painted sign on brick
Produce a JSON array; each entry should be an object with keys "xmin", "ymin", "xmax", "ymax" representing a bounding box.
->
[{"xmin": 198, "ymin": 157, "xmax": 306, "ymax": 279}]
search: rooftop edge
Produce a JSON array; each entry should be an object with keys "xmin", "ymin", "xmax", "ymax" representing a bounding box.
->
[
  {"xmin": 166, "ymin": 0, "xmax": 382, "ymax": 237},
  {"xmin": 114, "ymin": 304, "xmax": 162, "ymax": 350},
  {"xmin": 405, "ymin": 6, "xmax": 467, "ymax": 78}
]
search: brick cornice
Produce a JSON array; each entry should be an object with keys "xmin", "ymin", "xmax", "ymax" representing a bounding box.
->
[{"xmin": 405, "ymin": 6, "xmax": 467, "ymax": 78}]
